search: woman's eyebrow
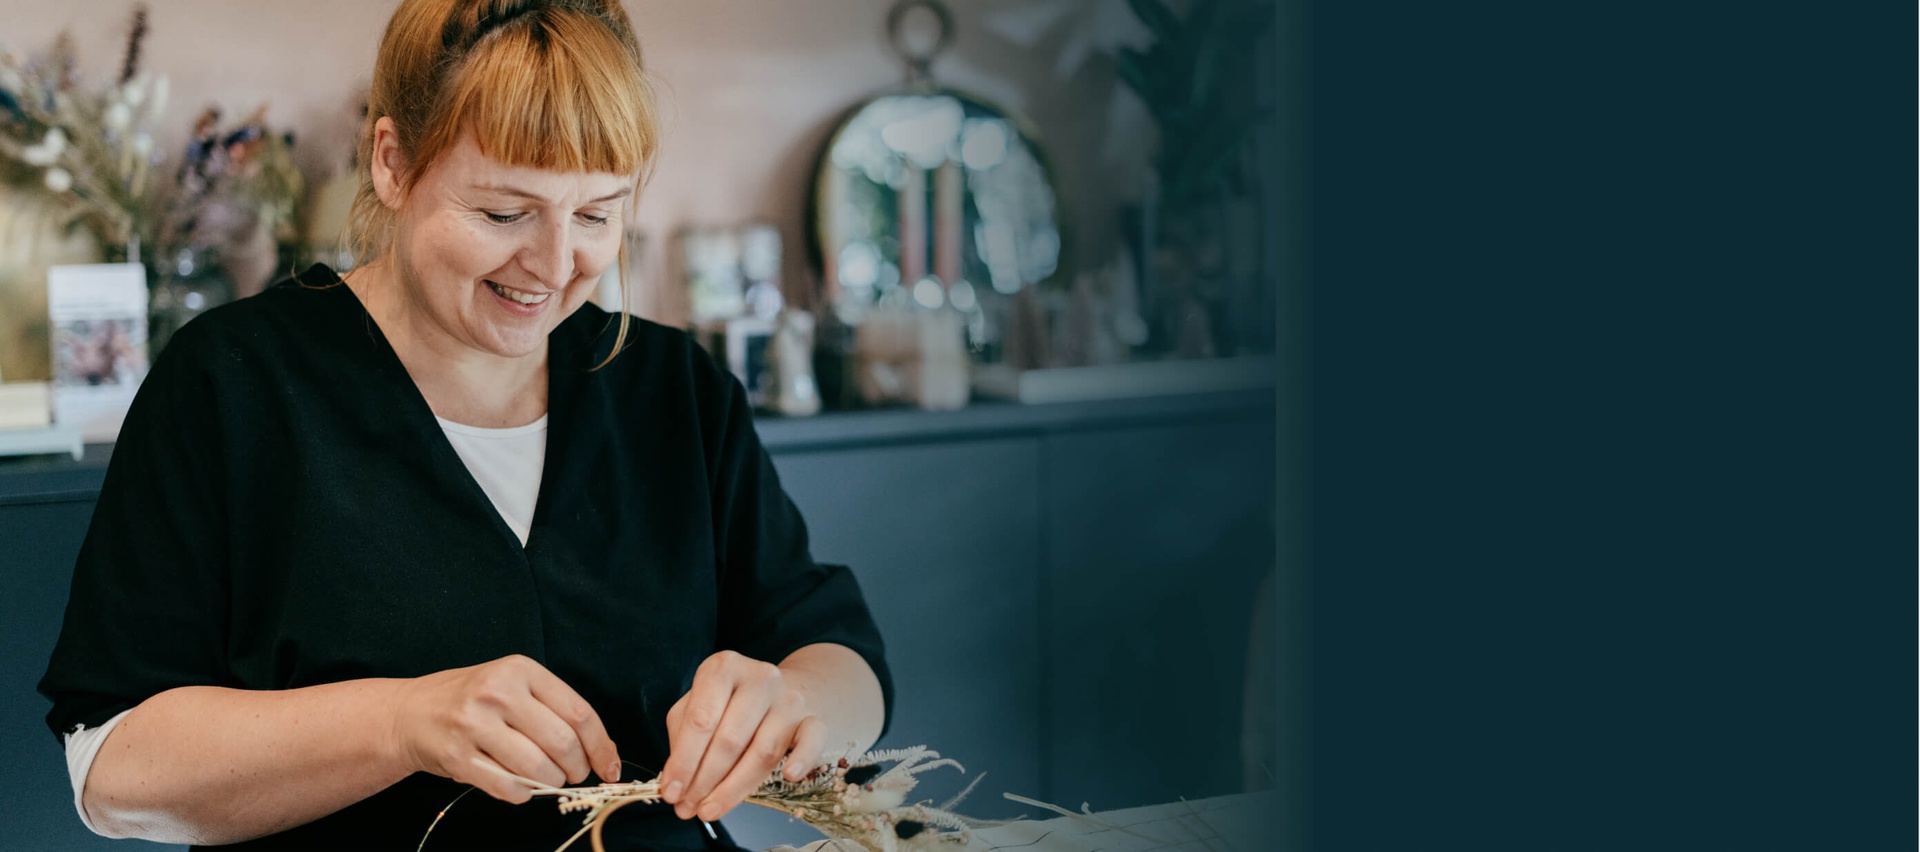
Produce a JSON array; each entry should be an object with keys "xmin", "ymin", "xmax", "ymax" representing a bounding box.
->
[{"xmin": 471, "ymin": 184, "xmax": 633, "ymax": 205}]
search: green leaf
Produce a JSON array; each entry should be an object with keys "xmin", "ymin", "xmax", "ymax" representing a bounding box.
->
[
  {"xmin": 1166, "ymin": 108, "xmax": 1271, "ymax": 203},
  {"xmin": 1189, "ymin": 39, "xmax": 1222, "ymax": 113},
  {"xmin": 1115, "ymin": 48, "xmax": 1167, "ymax": 122},
  {"xmin": 1125, "ymin": 0, "xmax": 1181, "ymax": 38},
  {"xmin": 1164, "ymin": 0, "xmax": 1217, "ymax": 70}
]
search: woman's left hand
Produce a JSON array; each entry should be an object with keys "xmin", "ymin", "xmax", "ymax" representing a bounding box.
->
[{"xmin": 659, "ymin": 650, "xmax": 828, "ymax": 822}]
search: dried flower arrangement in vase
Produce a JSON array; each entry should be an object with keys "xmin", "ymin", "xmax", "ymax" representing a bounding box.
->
[
  {"xmin": 0, "ymin": 3, "xmax": 305, "ymax": 356},
  {"xmin": 0, "ymin": 5, "xmax": 168, "ymax": 261}
]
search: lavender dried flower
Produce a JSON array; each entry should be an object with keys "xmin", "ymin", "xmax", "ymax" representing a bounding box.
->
[{"xmin": 119, "ymin": 4, "xmax": 148, "ymax": 86}]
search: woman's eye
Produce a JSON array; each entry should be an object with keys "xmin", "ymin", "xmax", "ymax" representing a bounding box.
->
[
  {"xmin": 579, "ymin": 213, "xmax": 611, "ymax": 226},
  {"xmin": 484, "ymin": 212, "xmax": 524, "ymax": 224}
]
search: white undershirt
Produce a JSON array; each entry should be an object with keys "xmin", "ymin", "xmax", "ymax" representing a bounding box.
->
[
  {"xmin": 434, "ymin": 413, "xmax": 548, "ymax": 546},
  {"xmin": 64, "ymin": 415, "xmax": 548, "ymax": 836}
]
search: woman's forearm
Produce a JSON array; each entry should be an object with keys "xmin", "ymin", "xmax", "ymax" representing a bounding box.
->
[
  {"xmin": 778, "ymin": 643, "xmax": 886, "ymax": 760},
  {"xmin": 85, "ymin": 649, "xmax": 877, "ymax": 843},
  {"xmin": 83, "ymin": 680, "xmax": 413, "ymax": 845}
]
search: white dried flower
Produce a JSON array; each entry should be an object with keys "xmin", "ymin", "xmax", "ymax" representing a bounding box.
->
[
  {"xmin": 147, "ymin": 74, "xmax": 169, "ymax": 121},
  {"xmin": 104, "ymin": 101, "xmax": 132, "ymax": 131},
  {"xmin": 845, "ymin": 786, "xmax": 906, "ymax": 813},
  {"xmin": 22, "ymin": 128, "xmax": 65, "ymax": 166},
  {"xmin": 121, "ymin": 73, "xmax": 148, "ymax": 107},
  {"xmin": 0, "ymin": 65, "xmax": 20, "ymax": 92},
  {"xmin": 44, "ymin": 167, "xmax": 72, "ymax": 193},
  {"xmin": 130, "ymin": 133, "xmax": 153, "ymax": 157}
]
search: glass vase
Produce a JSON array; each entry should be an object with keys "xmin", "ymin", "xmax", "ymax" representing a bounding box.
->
[{"xmin": 148, "ymin": 246, "xmax": 233, "ymax": 356}]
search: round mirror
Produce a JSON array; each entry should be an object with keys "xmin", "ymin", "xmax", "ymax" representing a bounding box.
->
[{"xmin": 810, "ymin": 85, "xmax": 1065, "ymax": 360}]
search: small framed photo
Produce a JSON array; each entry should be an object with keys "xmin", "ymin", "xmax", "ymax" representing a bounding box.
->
[
  {"xmin": 48, "ymin": 263, "xmax": 150, "ymax": 442},
  {"xmin": 678, "ymin": 226, "xmax": 744, "ymax": 324},
  {"xmin": 695, "ymin": 316, "xmax": 776, "ymax": 407}
]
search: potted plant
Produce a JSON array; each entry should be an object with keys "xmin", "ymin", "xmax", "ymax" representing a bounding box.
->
[{"xmin": 1115, "ymin": 0, "xmax": 1275, "ymax": 358}]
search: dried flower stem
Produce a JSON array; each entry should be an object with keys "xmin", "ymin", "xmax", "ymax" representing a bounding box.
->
[
  {"xmin": 119, "ymin": 5, "xmax": 148, "ymax": 86},
  {"xmin": 1000, "ymin": 792, "xmax": 1170, "ymax": 847}
]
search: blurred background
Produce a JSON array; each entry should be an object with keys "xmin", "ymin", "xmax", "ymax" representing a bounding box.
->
[{"xmin": 0, "ymin": 1, "xmax": 1290, "ymax": 848}]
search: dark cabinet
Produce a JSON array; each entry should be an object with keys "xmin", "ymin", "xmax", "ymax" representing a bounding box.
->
[
  {"xmin": 773, "ymin": 437, "xmax": 1045, "ymax": 820},
  {"xmin": 0, "ymin": 498, "xmax": 113, "ymax": 850},
  {"xmin": 1041, "ymin": 421, "xmax": 1278, "ymax": 811}
]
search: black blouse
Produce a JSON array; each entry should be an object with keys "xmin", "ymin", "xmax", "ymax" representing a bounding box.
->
[{"xmin": 38, "ymin": 265, "xmax": 892, "ymax": 851}]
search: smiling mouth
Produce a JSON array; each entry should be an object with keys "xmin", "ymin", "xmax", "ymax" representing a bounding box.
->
[{"xmin": 486, "ymin": 280, "xmax": 551, "ymax": 306}]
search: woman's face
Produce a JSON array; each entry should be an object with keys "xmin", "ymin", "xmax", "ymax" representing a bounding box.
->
[{"xmin": 378, "ymin": 123, "xmax": 632, "ymax": 361}]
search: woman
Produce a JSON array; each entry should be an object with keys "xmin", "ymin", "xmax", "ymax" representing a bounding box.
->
[{"xmin": 37, "ymin": 2, "xmax": 891, "ymax": 849}]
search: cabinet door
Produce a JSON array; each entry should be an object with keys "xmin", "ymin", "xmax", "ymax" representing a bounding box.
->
[
  {"xmin": 1042, "ymin": 418, "xmax": 1277, "ymax": 811},
  {"xmin": 0, "ymin": 498, "xmax": 183, "ymax": 851},
  {"xmin": 719, "ymin": 437, "xmax": 1043, "ymax": 847}
]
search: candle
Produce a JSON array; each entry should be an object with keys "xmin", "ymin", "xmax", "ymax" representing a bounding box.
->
[
  {"xmin": 822, "ymin": 166, "xmax": 847, "ymax": 304},
  {"xmin": 898, "ymin": 164, "xmax": 927, "ymax": 288},
  {"xmin": 933, "ymin": 160, "xmax": 962, "ymax": 289}
]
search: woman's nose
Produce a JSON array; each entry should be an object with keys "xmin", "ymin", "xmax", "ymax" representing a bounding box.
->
[{"xmin": 520, "ymin": 219, "xmax": 574, "ymax": 288}]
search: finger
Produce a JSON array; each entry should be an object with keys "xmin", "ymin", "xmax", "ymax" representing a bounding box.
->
[
  {"xmin": 666, "ymin": 696, "xmax": 684, "ymax": 736},
  {"xmin": 525, "ymin": 664, "xmax": 621, "ymax": 783},
  {"xmin": 696, "ymin": 712, "xmax": 802, "ymax": 822},
  {"xmin": 660, "ymin": 668, "xmax": 736, "ymax": 808},
  {"xmin": 783, "ymin": 716, "xmax": 828, "ymax": 782},
  {"xmin": 471, "ymin": 722, "xmax": 570, "ymax": 792},
  {"xmin": 680, "ymin": 683, "xmax": 777, "ymax": 820},
  {"xmin": 495, "ymin": 694, "xmax": 595, "ymax": 785},
  {"xmin": 462, "ymin": 752, "xmax": 539, "ymax": 805}
]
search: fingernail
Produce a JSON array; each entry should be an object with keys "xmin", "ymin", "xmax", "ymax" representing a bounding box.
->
[
  {"xmin": 665, "ymin": 780, "xmax": 683, "ymax": 802},
  {"xmin": 607, "ymin": 761, "xmax": 621, "ymax": 782}
]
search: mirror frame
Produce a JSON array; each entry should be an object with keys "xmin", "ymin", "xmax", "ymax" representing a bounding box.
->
[{"xmin": 805, "ymin": 81, "xmax": 1074, "ymax": 324}]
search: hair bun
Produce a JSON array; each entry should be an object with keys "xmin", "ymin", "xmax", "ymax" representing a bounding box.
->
[
  {"xmin": 442, "ymin": 0, "xmax": 535, "ymax": 51},
  {"xmin": 442, "ymin": 0, "xmax": 638, "ymax": 57}
]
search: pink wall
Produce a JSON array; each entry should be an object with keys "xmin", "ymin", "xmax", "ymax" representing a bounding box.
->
[{"xmin": 0, "ymin": 0, "xmax": 1152, "ymax": 325}]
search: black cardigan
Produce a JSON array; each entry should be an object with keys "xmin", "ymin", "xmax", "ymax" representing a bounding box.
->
[{"xmin": 39, "ymin": 265, "xmax": 892, "ymax": 851}]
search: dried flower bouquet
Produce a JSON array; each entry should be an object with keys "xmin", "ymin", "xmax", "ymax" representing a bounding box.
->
[
  {"xmin": 0, "ymin": 6, "xmax": 167, "ymax": 256},
  {"xmin": 420, "ymin": 745, "xmax": 989, "ymax": 852}
]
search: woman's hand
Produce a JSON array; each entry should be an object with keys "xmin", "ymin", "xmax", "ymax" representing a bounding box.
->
[
  {"xmin": 658, "ymin": 650, "xmax": 828, "ymax": 822},
  {"xmin": 390, "ymin": 654, "xmax": 622, "ymax": 804}
]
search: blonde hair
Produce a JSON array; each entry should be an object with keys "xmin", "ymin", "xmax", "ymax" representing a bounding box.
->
[{"xmin": 345, "ymin": 0, "xmax": 659, "ymax": 364}]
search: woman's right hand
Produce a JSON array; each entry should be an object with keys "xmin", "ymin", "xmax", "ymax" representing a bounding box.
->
[{"xmin": 389, "ymin": 654, "xmax": 621, "ymax": 803}]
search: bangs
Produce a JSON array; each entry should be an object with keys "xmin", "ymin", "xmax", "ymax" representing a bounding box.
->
[{"xmin": 430, "ymin": 10, "xmax": 654, "ymax": 177}]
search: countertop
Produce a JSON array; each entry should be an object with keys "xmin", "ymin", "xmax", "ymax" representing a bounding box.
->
[{"xmin": 0, "ymin": 389, "xmax": 1276, "ymax": 506}]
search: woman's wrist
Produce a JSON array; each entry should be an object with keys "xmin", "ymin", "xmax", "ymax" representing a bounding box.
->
[
  {"xmin": 371, "ymin": 677, "xmax": 421, "ymax": 778},
  {"xmin": 777, "ymin": 645, "xmax": 883, "ymax": 759}
]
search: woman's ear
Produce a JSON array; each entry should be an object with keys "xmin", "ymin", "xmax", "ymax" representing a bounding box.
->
[{"xmin": 368, "ymin": 116, "xmax": 408, "ymax": 211}]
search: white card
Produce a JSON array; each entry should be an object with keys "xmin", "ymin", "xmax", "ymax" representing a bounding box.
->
[{"xmin": 48, "ymin": 263, "xmax": 150, "ymax": 443}]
